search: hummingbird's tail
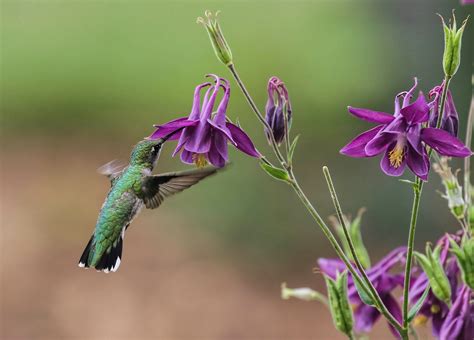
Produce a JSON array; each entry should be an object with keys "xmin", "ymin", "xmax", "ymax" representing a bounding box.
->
[{"xmin": 78, "ymin": 233, "xmax": 123, "ymax": 273}]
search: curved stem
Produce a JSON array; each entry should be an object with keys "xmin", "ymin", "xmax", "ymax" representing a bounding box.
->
[
  {"xmin": 226, "ymin": 63, "xmax": 404, "ymax": 336},
  {"xmin": 322, "ymin": 167, "xmax": 401, "ymax": 329},
  {"xmin": 227, "ymin": 63, "xmax": 287, "ymax": 166}
]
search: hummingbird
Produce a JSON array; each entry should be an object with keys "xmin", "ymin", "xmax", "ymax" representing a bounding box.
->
[{"xmin": 78, "ymin": 136, "xmax": 218, "ymax": 273}]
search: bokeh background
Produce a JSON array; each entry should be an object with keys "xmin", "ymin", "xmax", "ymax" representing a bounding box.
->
[{"xmin": 1, "ymin": 0, "xmax": 472, "ymax": 338}]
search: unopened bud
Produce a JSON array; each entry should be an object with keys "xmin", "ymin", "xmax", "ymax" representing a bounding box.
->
[
  {"xmin": 197, "ymin": 10, "xmax": 233, "ymax": 66},
  {"xmin": 265, "ymin": 76, "xmax": 292, "ymax": 146},
  {"xmin": 439, "ymin": 13, "xmax": 468, "ymax": 77},
  {"xmin": 449, "ymin": 236, "xmax": 474, "ymax": 290},
  {"xmin": 414, "ymin": 244, "xmax": 452, "ymax": 306},
  {"xmin": 433, "ymin": 157, "xmax": 466, "ymax": 220},
  {"xmin": 324, "ymin": 272, "xmax": 354, "ymax": 338}
]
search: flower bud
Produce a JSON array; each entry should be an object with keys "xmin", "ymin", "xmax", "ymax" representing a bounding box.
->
[
  {"xmin": 323, "ymin": 272, "xmax": 354, "ymax": 338},
  {"xmin": 439, "ymin": 13, "xmax": 468, "ymax": 77},
  {"xmin": 280, "ymin": 282, "xmax": 326, "ymax": 302},
  {"xmin": 449, "ymin": 236, "xmax": 474, "ymax": 290},
  {"xmin": 414, "ymin": 243, "xmax": 452, "ymax": 306},
  {"xmin": 433, "ymin": 157, "xmax": 466, "ymax": 219},
  {"xmin": 265, "ymin": 77, "xmax": 292, "ymax": 146},
  {"xmin": 329, "ymin": 208, "xmax": 371, "ymax": 269},
  {"xmin": 197, "ymin": 11, "xmax": 233, "ymax": 66}
]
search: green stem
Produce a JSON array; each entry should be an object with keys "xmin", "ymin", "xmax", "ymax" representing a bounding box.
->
[
  {"xmin": 464, "ymin": 93, "xmax": 473, "ymax": 230},
  {"xmin": 402, "ymin": 76, "xmax": 451, "ymax": 330},
  {"xmin": 322, "ymin": 166, "xmax": 402, "ymax": 330},
  {"xmin": 227, "ymin": 63, "xmax": 287, "ymax": 166},
  {"xmin": 226, "ymin": 63, "xmax": 405, "ymax": 336}
]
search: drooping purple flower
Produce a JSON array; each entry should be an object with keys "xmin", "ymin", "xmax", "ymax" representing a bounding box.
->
[
  {"xmin": 409, "ymin": 234, "xmax": 460, "ymax": 338},
  {"xmin": 265, "ymin": 76, "xmax": 292, "ymax": 145},
  {"xmin": 439, "ymin": 285, "xmax": 473, "ymax": 340},
  {"xmin": 318, "ymin": 247, "xmax": 407, "ymax": 337},
  {"xmin": 429, "ymin": 83, "xmax": 459, "ymax": 136},
  {"xmin": 461, "ymin": 0, "xmax": 474, "ymax": 4},
  {"xmin": 340, "ymin": 79, "xmax": 471, "ymax": 180},
  {"xmin": 149, "ymin": 75, "xmax": 261, "ymax": 168}
]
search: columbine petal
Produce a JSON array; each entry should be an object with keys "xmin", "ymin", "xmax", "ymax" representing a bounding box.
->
[
  {"xmin": 149, "ymin": 118, "xmax": 198, "ymax": 140},
  {"xmin": 354, "ymin": 303, "xmax": 380, "ymax": 333},
  {"xmin": 406, "ymin": 146, "xmax": 429, "ymax": 181},
  {"xmin": 365, "ymin": 131, "xmax": 396, "ymax": 157},
  {"xmin": 382, "ymin": 294, "xmax": 403, "ymax": 339},
  {"xmin": 180, "ymin": 149, "xmax": 195, "ymax": 164},
  {"xmin": 340, "ymin": 125, "xmax": 384, "ymax": 157},
  {"xmin": 439, "ymin": 285, "xmax": 470, "ymax": 340},
  {"xmin": 226, "ymin": 123, "xmax": 261, "ymax": 158},
  {"xmin": 183, "ymin": 122, "xmax": 212, "ymax": 153},
  {"xmin": 421, "ymin": 128, "xmax": 472, "ymax": 157},
  {"xmin": 380, "ymin": 142, "xmax": 407, "ymax": 177},
  {"xmin": 400, "ymin": 92, "xmax": 429, "ymax": 124},
  {"xmin": 348, "ymin": 107, "xmax": 394, "ymax": 124}
]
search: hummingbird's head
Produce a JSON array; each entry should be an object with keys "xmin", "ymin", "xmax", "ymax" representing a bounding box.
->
[{"xmin": 130, "ymin": 139, "xmax": 165, "ymax": 168}]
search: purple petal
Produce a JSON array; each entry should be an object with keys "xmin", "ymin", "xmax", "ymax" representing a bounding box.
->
[
  {"xmin": 406, "ymin": 124, "xmax": 424, "ymax": 155},
  {"xmin": 189, "ymin": 82, "xmax": 211, "ymax": 120},
  {"xmin": 439, "ymin": 286, "xmax": 470, "ymax": 340},
  {"xmin": 348, "ymin": 106, "xmax": 394, "ymax": 124},
  {"xmin": 400, "ymin": 92, "xmax": 429, "ymax": 124},
  {"xmin": 226, "ymin": 123, "xmax": 261, "ymax": 158},
  {"xmin": 213, "ymin": 130, "xmax": 229, "ymax": 162},
  {"xmin": 366, "ymin": 247, "xmax": 407, "ymax": 284},
  {"xmin": 421, "ymin": 128, "xmax": 472, "ymax": 157},
  {"xmin": 317, "ymin": 258, "xmax": 346, "ymax": 279},
  {"xmin": 180, "ymin": 149, "xmax": 195, "ymax": 164},
  {"xmin": 207, "ymin": 140, "xmax": 227, "ymax": 168},
  {"xmin": 365, "ymin": 131, "xmax": 396, "ymax": 156},
  {"xmin": 406, "ymin": 146, "xmax": 429, "ymax": 181},
  {"xmin": 380, "ymin": 143, "xmax": 407, "ymax": 177},
  {"xmin": 354, "ymin": 303, "xmax": 380, "ymax": 333},
  {"xmin": 184, "ymin": 121, "xmax": 212, "ymax": 153},
  {"xmin": 340, "ymin": 125, "xmax": 384, "ymax": 157},
  {"xmin": 213, "ymin": 80, "xmax": 230, "ymax": 125},
  {"xmin": 208, "ymin": 119, "xmax": 236, "ymax": 145},
  {"xmin": 402, "ymin": 78, "xmax": 419, "ymax": 108},
  {"xmin": 149, "ymin": 118, "xmax": 198, "ymax": 140}
]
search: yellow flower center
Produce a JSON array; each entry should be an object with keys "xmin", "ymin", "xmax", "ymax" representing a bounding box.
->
[
  {"xmin": 193, "ymin": 153, "xmax": 208, "ymax": 168},
  {"xmin": 388, "ymin": 143, "xmax": 405, "ymax": 168},
  {"xmin": 430, "ymin": 304, "xmax": 441, "ymax": 314},
  {"xmin": 412, "ymin": 314, "xmax": 428, "ymax": 326}
]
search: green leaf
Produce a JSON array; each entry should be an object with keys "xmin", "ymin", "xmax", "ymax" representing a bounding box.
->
[
  {"xmin": 353, "ymin": 278, "xmax": 375, "ymax": 306},
  {"xmin": 288, "ymin": 135, "xmax": 300, "ymax": 163},
  {"xmin": 260, "ymin": 162, "xmax": 290, "ymax": 182},
  {"xmin": 408, "ymin": 284, "xmax": 431, "ymax": 322}
]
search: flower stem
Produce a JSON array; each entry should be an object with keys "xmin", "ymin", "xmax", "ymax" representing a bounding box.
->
[
  {"xmin": 402, "ymin": 75, "xmax": 452, "ymax": 331},
  {"xmin": 226, "ymin": 63, "xmax": 404, "ymax": 336},
  {"xmin": 322, "ymin": 166, "xmax": 402, "ymax": 330},
  {"xmin": 464, "ymin": 93, "xmax": 474, "ymax": 231},
  {"xmin": 227, "ymin": 63, "xmax": 287, "ymax": 166}
]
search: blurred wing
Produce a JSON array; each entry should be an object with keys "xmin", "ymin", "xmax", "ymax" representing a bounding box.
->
[
  {"xmin": 140, "ymin": 167, "xmax": 219, "ymax": 209},
  {"xmin": 98, "ymin": 160, "xmax": 125, "ymax": 185}
]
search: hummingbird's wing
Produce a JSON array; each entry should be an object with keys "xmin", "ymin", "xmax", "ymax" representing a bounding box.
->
[
  {"xmin": 139, "ymin": 167, "xmax": 218, "ymax": 209},
  {"xmin": 98, "ymin": 160, "xmax": 125, "ymax": 185}
]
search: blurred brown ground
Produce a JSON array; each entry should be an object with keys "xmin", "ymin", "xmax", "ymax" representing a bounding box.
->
[{"xmin": 0, "ymin": 140, "xmax": 432, "ymax": 339}]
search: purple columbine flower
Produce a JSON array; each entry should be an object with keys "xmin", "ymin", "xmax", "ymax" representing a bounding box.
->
[
  {"xmin": 265, "ymin": 76, "xmax": 292, "ymax": 145},
  {"xmin": 318, "ymin": 247, "xmax": 406, "ymax": 337},
  {"xmin": 429, "ymin": 83, "xmax": 459, "ymax": 137},
  {"xmin": 409, "ymin": 234, "xmax": 460, "ymax": 337},
  {"xmin": 439, "ymin": 285, "xmax": 473, "ymax": 340},
  {"xmin": 149, "ymin": 75, "xmax": 260, "ymax": 168},
  {"xmin": 340, "ymin": 79, "xmax": 471, "ymax": 180}
]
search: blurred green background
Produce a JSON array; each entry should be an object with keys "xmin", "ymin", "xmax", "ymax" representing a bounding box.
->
[{"xmin": 1, "ymin": 0, "xmax": 472, "ymax": 338}]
